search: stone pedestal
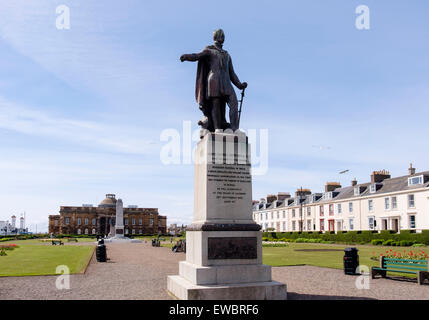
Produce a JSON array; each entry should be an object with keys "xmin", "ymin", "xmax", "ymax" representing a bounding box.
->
[{"xmin": 167, "ymin": 132, "xmax": 287, "ymax": 300}]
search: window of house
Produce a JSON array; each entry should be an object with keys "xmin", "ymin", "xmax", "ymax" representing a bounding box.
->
[
  {"xmin": 408, "ymin": 194, "xmax": 415, "ymax": 208},
  {"xmin": 368, "ymin": 216, "xmax": 375, "ymax": 229},
  {"xmin": 84, "ymin": 218, "xmax": 88, "ymax": 225},
  {"xmin": 92, "ymin": 218, "xmax": 96, "ymax": 225},
  {"xmin": 292, "ymin": 209, "xmax": 295, "ymax": 218},
  {"xmin": 132, "ymin": 218, "xmax": 136, "ymax": 225},
  {"xmin": 139, "ymin": 229, "xmax": 143, "ymax": 234},
  {"xmin": 370, "ymin": 184, "xmax": 377, "ymax": 193},
  {"xmin": 260, "ymin": 213, "xmax": 263, "ymax": 220},
  {"xmin": 384, "ymin": 197, "xmax": 390, "ymax": 210},
  {"xmin": 349, "ymin": 202, "xmax": 353, "ymax": 213},
  {"xmin": 77, "ymin": 228, "xmax": 81, "ymax": 235},
  {"xmin": 354, "ymin": 187, "xmax": 360, "ymax": 196},
  {"xmin": 368, "ymin": 200, "xmax": 374, "ymax": 212},
  {"xmin": 92, "ymin": 229, "xmax": 96, "ymax": 234},
  {"xmin": 265, "ymin": 212, "xmax": 268, "ymax": 220},
  {"xmin": 125, "ymin": 229, "xmax": 129, "ymax": 234},
  {"xmin": 409, "ymin": 215, "xmax": 416, "ymax": 229},
  {"xmin": 125, "ymin": 218, "xmax": 129, "ymax": 225},
  {"xmin": 307, "ymin": 207, "xmax": 311, "ymax": 216},
  {"xmin": 132, "ymin": 229, "xmax": 136, "ymax": 235},
  {"xmin": 349, "ymin": 218, "xmax": 354, "ymax": 230},
  {"xmin": 337, "ymin": 204, "xmax": 342, "ymax": 214},
  {"xmin": 277, "ymin": 211, "xmax": 279, "ymax": 219},
  {"xmin": 292, "ymin": 221, "xmax": 296, "ymax": 231},
  {"xmin": 54, "ymin": 220, "xmax": 58, "ymax": 226},
  {"xmin": 283, "ymin": 211, "xmax": 286, "ymax": 219},
  {"xmin": 319, "ymin": 206, "xmax": 324, "ymax": 216},
  {"xmin": 139, "ymin": 218, "xmax": 142, "ymax": 225},
  {"xmin": 307, "ymin": 220, "xmax": 311, "ymax": 231},
  {"xmin": 329, "ymin": 204, "xmax": 334, "ymax": 215},
  {"xmin": 84, "ymin": 228, "xmax": 88, "ymax": 235},
  {"xmin": 320, "ymin": 219, "xmax": 325, "ymax": 231},
  {"xmin": 149, "ymin": 219, "xmax": 154, "ymax": 226},
  {"xmin": 65, "ymin": 217, "xmax": 70, "ymax": 225},
  {"xmin": 282, "ymin": 222, "xmax": 286, "ymax": 231},
  {"xmin": 324, "ymin": 192, "xmax": 333, "ymax": 200},
  {"xmin": 77, "ymin": 218, "xmax": 81, "ymax": 225},
  {"xmin": 299, "ymin": 208, "xmax": 302, "ymax": 217},
  {"xmin": 408, "ymin": 175, "xmax": 423, "ymax": 186},
  {"xmin": 391, "ymin": 197, "xmax": 397, "ymax": 209}
]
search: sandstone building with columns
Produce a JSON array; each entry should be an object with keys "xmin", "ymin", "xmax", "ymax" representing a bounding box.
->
[{"xmin": 49, "ymin": 194, "xmax": 167, "ymax": 235}]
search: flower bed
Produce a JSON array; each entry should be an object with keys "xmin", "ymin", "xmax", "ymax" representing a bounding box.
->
[
  {"xmin": 371, "ymin": 248, "xmax": 429, "ymax": 261},
  {"xmin": 0, "ymin": 244, "xmax": 19, "ymax": 256}
]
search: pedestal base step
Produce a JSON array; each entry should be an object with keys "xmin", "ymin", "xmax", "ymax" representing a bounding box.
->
[{"xmin": 167, "ymin": 275, "xmax": 287, "ymax": 300}]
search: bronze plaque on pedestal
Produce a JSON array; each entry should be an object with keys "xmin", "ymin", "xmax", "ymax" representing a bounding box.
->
[{"xmin": 208, "ymin": 237, "xmax": 257, "ymax": 259}]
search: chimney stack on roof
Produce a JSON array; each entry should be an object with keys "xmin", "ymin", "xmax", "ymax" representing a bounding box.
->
[
  {"xmin": 409, "ymin": 163, "xmax": 416, "ymax": 176},
  {"xmin": 351, "ymin": 178, "xmax": 357, "ymax": 186},
  {"xmin": 371, "ymin": 170, "xmax": 391, "ymax": 183},
  {"xmin": 295, "ymin": 188, "xmax": 312, "ymax": 197},
  {"xmin": 266, "ymin": 194, "xmax": 277, "ymax": 203},
  {"xmin": 325, "ymin": 182, "xmax": 341, "ymax": 192},
  {"xmin": 277, "ymin": 192, "xmax": 291, "ymax": 201}
]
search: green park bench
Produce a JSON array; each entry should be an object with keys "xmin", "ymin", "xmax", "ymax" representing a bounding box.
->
[
  {"xmin": 371, "ymin": 257, "xmax": 429, "ymax": 285},
  {"xmin": 51, "ymin": 240, "xmax": 64, "ymax": 246}
]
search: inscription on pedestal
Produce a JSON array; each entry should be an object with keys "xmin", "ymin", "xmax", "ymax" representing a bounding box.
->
[
  {"xmin": 207, "ymin": 164, "xmax": 251, "ymax": 205},
  {"xmin": 208, "ymin": 237, "xmax": 257, "ymax": 259},
  {"xmin": 116, "ymin": 229, "xmax": 123, "ymax": 234}
]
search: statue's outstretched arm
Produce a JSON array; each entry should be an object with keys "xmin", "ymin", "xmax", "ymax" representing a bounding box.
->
[{"xmin": 180, "ymin": 49, "xmax": 209, "ymax": 62}]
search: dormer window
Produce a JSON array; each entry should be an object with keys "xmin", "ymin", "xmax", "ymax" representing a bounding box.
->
[
  {"xmin": 369, "ymin": 183, "xmax": 382, "ymax": 193},
  {"xmin": 354, "ymin": 187, "xmax": 360, "ymax": 196},
  {"xmin": 408, "ymin": 175, "xmax": 423, "ymax": 186},
  {"xmin": 323, "ymin": 192, "xmax": 333, "ymax": 200}
]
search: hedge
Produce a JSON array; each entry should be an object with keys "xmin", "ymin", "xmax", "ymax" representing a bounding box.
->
[{"xmin": 262, "ymin": 230, "xmax": 429, "ymax": 245}]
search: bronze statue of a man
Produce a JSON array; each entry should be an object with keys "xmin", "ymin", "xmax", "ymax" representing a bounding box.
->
[{"xmin": 180, "ymin": 29, "xmax": 247, "ymax": 133}]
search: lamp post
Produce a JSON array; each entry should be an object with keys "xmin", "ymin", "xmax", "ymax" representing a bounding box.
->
[{"xmin": 299, "ymin": 186, "xmax": 304, "ymax": 232}]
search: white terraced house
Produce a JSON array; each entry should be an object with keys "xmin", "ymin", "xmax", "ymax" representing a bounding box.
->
[{"xmin": 253, "ymin": 164, "xmax": 429, "ymax": 233}]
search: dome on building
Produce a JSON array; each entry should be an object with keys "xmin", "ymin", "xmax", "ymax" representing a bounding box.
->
[{"xmin": 98, "ymin": 194, "xmax": 117, "ymax": 208}]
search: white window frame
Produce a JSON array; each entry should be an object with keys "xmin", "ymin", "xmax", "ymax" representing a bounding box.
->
[
  {"xmin": 368, "ymin": 216, "xmax": 375, "ymax": 230},
  {"xmin": 354, "ymin": 187, "xmax": 360, "ymax": 196},
  {"xmin": 408, "ymin": 175, "xmax": 423, "ymax": 186},
  {"xmin": 370, "ymin": 184, "xmax": 376, "ymax": 193},
  {"xmin": 408, "ymin": 194, "xmax": 415, "ymax": 208},
  {"xmin": 391, "ymin": 196, "xmax": 397, "ymax": 210},
  {"xmin": 337, "ymin": 203, "xmax": 342, "ymax": 214},
  {"xmin": 349, "ymin": 218, "xmax": 354, "ymax": 230},
  {"xmin": 384, "ymin": 197, "xmax": 390, "ymax": 210},
  {"xmin": 409, "ymin": 215, "xmax": 416, "ymax": 229},
  {"xmin": 368, "ymin": 199, "xmax": 374, "ymax": 212},
  {"xmin": 349, "ymin": 202, "xmax": 353, "ymax": 214}
]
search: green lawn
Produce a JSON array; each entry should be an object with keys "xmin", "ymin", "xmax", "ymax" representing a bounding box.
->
[
  {"xmin": 262, "ymin": 243, "xmax": 429, "ymax": 270},
  {"xmin": 0, "ymin": 244, "xmax": 95, "ymax": 276},
  {"xmin": 0, "ymin": 238, "xmax": 96, "ymax": 246}
]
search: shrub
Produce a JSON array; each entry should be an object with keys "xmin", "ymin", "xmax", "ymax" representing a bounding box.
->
[
  {"xmin": 412, "ymin": 243, "xmax": 425, "ymax": 247},
  {"xmin": 399, "ymin": 240, "xmax": 414, "ymax": 247},
  {"xmin": 371, "ymin": 239, "xmax": 384, "ymax": 246},
  {"xmin": 382, "ymin": 239, "xmax": 395, "ymax": 246},
  {"xmin": 321, "ymin": 240, "xmax": 335, "ymax": 244}
]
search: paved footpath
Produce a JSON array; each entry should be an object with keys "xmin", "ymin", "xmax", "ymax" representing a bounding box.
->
[{"xmin": 0, "ymin": 242, "xmax": 428, "ymax": 300}]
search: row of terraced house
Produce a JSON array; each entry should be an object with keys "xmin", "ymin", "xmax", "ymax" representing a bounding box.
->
[{"xmin": 252, "ymin": 164, "xmax": 429, "ymax": 233}]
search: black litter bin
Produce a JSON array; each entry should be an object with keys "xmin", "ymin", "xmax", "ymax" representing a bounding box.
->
[
  {"xmin": 96, "ymin": 243, "xmax": 107, "ymax": 262},
  {"xmin": 344, "ymin": 247, "xmax": 359, "ymax": 275}
]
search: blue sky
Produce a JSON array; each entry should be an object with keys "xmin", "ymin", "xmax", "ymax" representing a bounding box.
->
[{"xmin": 0, "ymin": 0, "xmax": 428, "ymax": 232}]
